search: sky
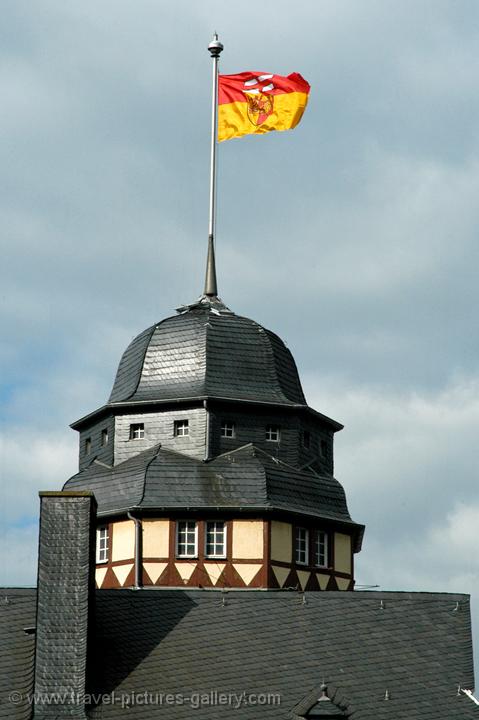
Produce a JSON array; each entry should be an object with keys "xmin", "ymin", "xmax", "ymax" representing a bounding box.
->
[{"xmin": 1, "ymin": 0, "xmax": 479, "ymax": 687}]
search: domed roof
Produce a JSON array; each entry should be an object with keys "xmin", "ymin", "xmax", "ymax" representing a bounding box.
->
[{"xmin": 108, "ymin": 297, "xmax": 306, "ymax": 406}]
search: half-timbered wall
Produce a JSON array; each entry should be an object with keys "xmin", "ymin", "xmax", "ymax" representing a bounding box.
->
[{"xmin": 95, "ymin": 518, "xmax": 353, "ymax": 592}]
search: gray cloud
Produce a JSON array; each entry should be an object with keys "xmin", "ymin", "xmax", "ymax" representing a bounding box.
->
[{"xmin": 2, "ymin": 0, "xmax": 478, "ymax": 682}]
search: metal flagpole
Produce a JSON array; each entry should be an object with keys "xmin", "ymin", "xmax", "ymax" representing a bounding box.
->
[{"xmin": 204, "ymin": 33, "xmax": 223, "ymax": 297}]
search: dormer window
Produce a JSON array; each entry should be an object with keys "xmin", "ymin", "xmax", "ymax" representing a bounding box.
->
[
  {"xmin": 265, "ymin": 424, "xmax": 280, "ymax": 442},
  {"xmin": 221, "ymin": 421, "xmax": 235, "ymax": 438},
  {"xmin": 320, "ymin": 439, "xmax": 328, "ymax": 457},
  {"xmin": 101, "ymin": 428, "xmax": 109, "ymax": 446},
  {"xmin": 85, "ymin": 437, "xmax": 91, "ymax": 454},
  {"xmin": 174, "ymin": 420, "xmax": 189, "ymax": 437},
  {"xmin": 303, "ymin": 430, "xmax": 311, "ymax": 449},
  {"xmin": 129, "ymin": 423, "xmax": 144, "ymax": 440}
]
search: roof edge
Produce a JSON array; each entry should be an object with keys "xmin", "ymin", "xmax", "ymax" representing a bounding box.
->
[{"xmin": 70, "ymin": 398, "xmax": 342, "ymax": 431}]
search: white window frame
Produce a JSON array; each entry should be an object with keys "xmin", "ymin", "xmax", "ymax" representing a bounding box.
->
[
  {"xmin": 265, "ymin": 424, "xmax": 280, "ymax": 442},
  {"xmin": 205, "ymin": 521, "xmax": 226, "ymax": 559},
  {"xmin": 220, "ymin": 421, "xmax": 235, "ymax": 438},
  {"xmin": 129, "ymin": 423, "xmax": 144, "ymax": 440},
  {"xmin": 101, "ymin": 428, "xmax": 109, "ymax": 446},
  {"xmin": 176, "ymin": 520, "xmax": 198, "ymax": 558},
  {"xmin": 96, "ymin": 526, "xmax": 109, "ymax": 564},
  {"xmin": 295, "ymin": 526, "xmax": 309, "ymax": 565},
  {"xmin": 314, "ymin": 530, "xmax": 328, "ymax": 568},
  {"xmin": 174, "ymin": 419, "xmax": 189, "ymax": 437}
]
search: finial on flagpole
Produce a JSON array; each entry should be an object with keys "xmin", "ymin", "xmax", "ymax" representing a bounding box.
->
[
  {"xmin": 204, "ymin": 33, "xmax": 223, "ymax": 298},
  {"xmin": 208, "ymin": 32, "xmax": 224, "ymax": 58}
]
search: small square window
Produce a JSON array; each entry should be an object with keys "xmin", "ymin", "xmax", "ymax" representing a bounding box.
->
[
  {"xmin": 85, "ymin": 437, "xmax": 92, "ymax": 454},
  {"xmin": 205, "ymin": 521, "xmax": 226, "ymax": 558},
  {"xmin": 174, "ymin": 420, "xmax": 189, "ymax": 437},
  {"xmin": 96, "ymin": 526, "xmax": 109, "ymax": 563},
  {"xmin": 314, "ymin": 530, "xmax": 328, "ymax": 568},
  {"xmin": 265, "ymin": 424, "xmax": 280, "ymax": 442},
  {"xmin": 221, "ymin": 421, "xmax": 235, "ymax": 438},
  {"xmin": 303, "ymin": 430, "xmax": 311, "ymax": 449},
  {"xmin": 129, "ymin": 423, "xmax": 144, "ymax": 440},
  {"xmin": 101, "ymin": 428, "xmax": 109, "ymax": 446},
  {"xmin": 320, "ymin": 439, "xmax": 328, "ymax": 457},
  {"xmin": 295, "ymin": 527, "xmax": 309, "ymax": 565},
  {"xmin": 176, "ymin": 521, "xmax": 197, "ymax": 558}
]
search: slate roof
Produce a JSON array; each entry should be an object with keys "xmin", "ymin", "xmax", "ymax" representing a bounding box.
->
[
  {"xmin": 0, "ymin": 588, "xmax": 36, "ymax": 720},
  {"xmin": 64, "ymin": 444, "xmax": 362, "ymax": 544},
  {"xmin": 2, "ymin": 589, "xmax": 476, "ymax": 719},
  {"xmin": 108, "ymin": 298, "xmax": 307, "ymax": 407}
]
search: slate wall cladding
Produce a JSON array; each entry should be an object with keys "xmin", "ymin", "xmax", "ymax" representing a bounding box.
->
[
  {"xmin": 209, "ymin": 407, "xmax": 334, "ymax": 473},
  {"xmin": 114, "ymin": 408, "xmax": 207, "ymax": 464},
  {"xmin": 34, "ymin": 492, "xmax": 96, "ymax": 719},
  {"xmin": 79, "ymin": 415, "xmax": 115, "ymax": 471}
]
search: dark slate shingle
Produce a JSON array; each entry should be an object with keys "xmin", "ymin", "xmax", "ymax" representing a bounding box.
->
[
  {"xmin": 64, "ymin": 444, "xmax": 360, "ymax": 537},
  {"xmin": 84, "ymin": 589, "xmax": 477, "ymax": 719},
  {"xmin": 107, "ymin": 301, "xmax": 307, "ymax": 407},
  {"xmin": 0, "ymin": 588, "xmax": 36, "ymax": 720}
]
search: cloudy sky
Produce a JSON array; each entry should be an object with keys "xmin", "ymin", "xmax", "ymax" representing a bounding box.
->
[{"xmin": 2, "ymin": 0, "xmax": 479, "ymax": 682}]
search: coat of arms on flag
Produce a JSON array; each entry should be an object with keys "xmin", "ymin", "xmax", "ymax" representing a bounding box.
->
[{"xmin": 218, "ymin": 71, "xmax": 310, "ymax": 142}]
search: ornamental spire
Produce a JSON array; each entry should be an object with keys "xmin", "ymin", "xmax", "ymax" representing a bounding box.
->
[{"xmin": 204, "ymin": 234, "xmax": 218, "ymax": 297}]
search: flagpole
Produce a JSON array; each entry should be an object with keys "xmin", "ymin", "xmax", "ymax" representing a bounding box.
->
[{"xmin": 204, "ymin": 33, "xmax": 223, "ymax": 297}]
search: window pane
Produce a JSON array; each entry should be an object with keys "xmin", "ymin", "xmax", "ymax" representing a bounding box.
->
[
  {"xmin": 314, "ymin": 531, "xmax": 328, "ymax": 567},
  {"xmin": 295, "ymin": 527, "xmax": 309, "ymax": 564},
  {"xmin": 265, "ymin": 425, "xmax": 280, "ymax": 442},
  {"xmin": 96, "ymin": 526, "xmax": 109, "ymax": 563},
  {"xmin": 174, "ymin": 420, "xmax": 189, "ymax": 437},
  {"xmin": 177, "ymin": 521, "xmax": 197, "ymax": 557},
  {"xmin": 130, "ymin": 423, "xmax": 144, "ymax": 440},
  {"xmin": 221, "ymin": 422, "xmax": 235, "ymax": 438},
  {"xmin": 205, "ymin": 521, "xmax": 226, "ymax": 557}
]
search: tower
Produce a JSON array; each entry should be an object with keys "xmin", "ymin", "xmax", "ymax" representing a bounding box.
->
[{"xmin": 65, "ymin": 261, "xmax": 364, "ymax": 591}]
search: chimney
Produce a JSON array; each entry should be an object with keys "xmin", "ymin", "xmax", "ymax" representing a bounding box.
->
[{"xmin": 34, "ymin": 491, "xmax": 96, "ymax": 719}]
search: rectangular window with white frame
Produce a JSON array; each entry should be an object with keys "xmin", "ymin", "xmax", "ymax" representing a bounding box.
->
[
  {"xmin": 96, "ymin": 525, "xmax": 109, "ymax": 564},
  {"xmin": 220, "ymin": 421, "xmax": 235, "ymax": 438},
  {"xmin": 314, "ymin": 530, "xmax": 328, "ymax": 568},
  {"xmin": 174, "ymin": 419, "xmax": 189, "ymax": 437},
  {"xmin": 295, "ymin": 526, "xmax": 309, "ymax": 565},
  {"xmin": 129, "ymin": 423, "xmax": 144, "ymax": 440},
  {"xmin": 265, "ymin": 424, "xmax": 280, "ymax": 442},
  {"xmin": 205, "ymin": 521, "xmax": 226, "ymax": 558},
  {"xmin": 176, "ymin": 520, "xmax": 197, "ymax": 558}
]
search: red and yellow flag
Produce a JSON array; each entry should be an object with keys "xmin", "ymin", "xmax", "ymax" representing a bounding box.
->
[{"xmin": 218, "ymin": 71, "xmax": 310, "ymax": 142}]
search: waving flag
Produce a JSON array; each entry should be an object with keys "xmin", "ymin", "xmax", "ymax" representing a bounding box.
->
[{"xmin": 218, "ymin": 71, "xmax": 310, "ymax": 142}]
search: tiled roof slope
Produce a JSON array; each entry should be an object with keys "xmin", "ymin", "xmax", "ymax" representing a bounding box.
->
[
  {"xmin": 64, "ymin": 445, "xmax": 360, "ymax": 539},
  {"xmin": 108, "ymin": 301, "xmax": 307, "ymax": 406},
  {"xmin": 1, "ymin": 589, "xmax": 476, "ymax": 719},
  {"xmin": 0, "ymin": 588, "xmax": 36, "ymax": 720},
  {"xmin": 85, "ymin": 589, "xmax": 477, "ymax": 719}
]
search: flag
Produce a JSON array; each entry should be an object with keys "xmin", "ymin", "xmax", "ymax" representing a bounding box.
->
[{"xmin": 218, "ymin": 71, "xmax": 310, "ymax": 142}]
